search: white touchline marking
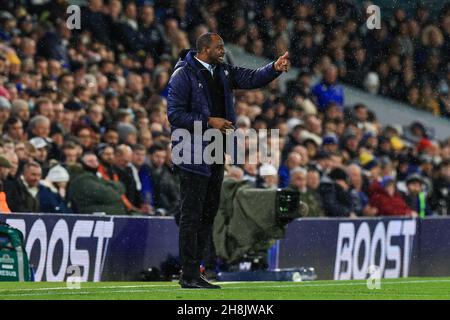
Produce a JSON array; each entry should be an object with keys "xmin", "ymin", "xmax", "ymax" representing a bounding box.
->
[
  {"xmin": 0, "ymin": 284, "xmax": 180, "ymax": 292},
  {"xmin": 1, "ymin": 279, "xmax": 450, "ymax": 296},
  {"xmin": 0, "ymin": 288, "xmax": 205, "ymax": 297},
  {"xmin": 0, "ymin": 281, "xmax": 270, "ymax": 293},
  {"xmin": 225, "ymin": 279, "xmax": 450, "ymax": 290},
  {"xmin": 2, "ymin": 284, "xmax": 450, "ymax": 298}
]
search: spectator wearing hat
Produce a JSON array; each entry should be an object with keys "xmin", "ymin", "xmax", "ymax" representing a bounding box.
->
[
  {"xmin": 318, "ymin": 167, "xmax": 356, "ymax": 217},
  {"xmin": 64, "ymin": 100, "xmax": 85, "ymax": 125},
  {"xmin": 313, "ymin": 150, "xmax": 333, "ymax": 177},
  {"xmin": 402, "ymin": 173, "xmax": 432, "ymax": 217},
  {"xmin": 258, "ymin": 163, "xmax": 279, "ymax": 189},
  {"xmin": 369, "ymin": 176, "xmax": 417, "ymax": 217},
  {"xmin": 0, "ymin": 155, "xmax": 12, "ymax": 213},
  {"xmin": 39, "ymin": 165, "xmax": 72, "ymax": 213},
  {"xmin": 5, "ymin": 161, "xmax": 42, "ymax": 213},
  {"xmin": 321, "ymin": 133, "xmax": 339, "ymax": 155},
  {"xmin": 29, "ymin": 137, "xmax": 50, "ymax": 176}
]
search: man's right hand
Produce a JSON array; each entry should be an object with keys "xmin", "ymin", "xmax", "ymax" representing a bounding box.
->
[{"xmin": 208, "ymin": 117, "xmax": 234, "ymax": 133}]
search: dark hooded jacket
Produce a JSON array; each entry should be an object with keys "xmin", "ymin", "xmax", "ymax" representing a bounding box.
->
[{"xmin": 167, "ymin": 49, "xmax": 281, "ymax": 176}]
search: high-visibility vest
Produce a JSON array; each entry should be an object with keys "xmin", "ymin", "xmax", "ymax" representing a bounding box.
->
[
  {"xmin": 0, "ymin": 192, "xmax": 11, "ymax": 213},
  {"xmin": 418, "ymin": 192, "xmax": 426, "ymax": 218}
]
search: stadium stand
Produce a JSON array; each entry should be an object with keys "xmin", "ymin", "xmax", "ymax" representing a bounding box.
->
[{"xmin": 0, "ymin": 0, "xmax": 448, "ymax": 219}]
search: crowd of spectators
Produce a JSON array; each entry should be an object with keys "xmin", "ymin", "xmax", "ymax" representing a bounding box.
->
[
  {"xmin": 0, "ymin": 0, "xmax": 448, "ymax": 218},
  {"xmin": 222, "ymin": 0, "xmax": 450, "ymax": 118}
]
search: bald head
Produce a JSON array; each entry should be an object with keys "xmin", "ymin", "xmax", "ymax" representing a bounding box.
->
[{"xmin": 115, "ymin": 144, "xmax": 132, "ymax": 168}]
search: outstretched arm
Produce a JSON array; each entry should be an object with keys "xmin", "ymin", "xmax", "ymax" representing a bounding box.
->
[{"xmin": 230, "ymin": 52, "xmax": 290, "ymax": 90}]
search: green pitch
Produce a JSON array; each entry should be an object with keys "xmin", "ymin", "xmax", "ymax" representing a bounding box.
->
[{"xmin": 0, "ymin": 278, "xmax": 449, "ymax": 300}]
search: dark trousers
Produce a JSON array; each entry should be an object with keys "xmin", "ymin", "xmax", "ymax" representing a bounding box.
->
[{"xmin": 177, "ymin": 164, "xmax": 224, "ymax": 279}]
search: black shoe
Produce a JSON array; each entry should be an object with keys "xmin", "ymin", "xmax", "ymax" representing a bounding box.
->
[{"xmin": 179, "ymin": 276, "xmax": 221, "ymax": 289}]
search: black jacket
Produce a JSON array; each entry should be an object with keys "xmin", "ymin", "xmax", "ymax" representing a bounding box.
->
[
  {"xmin": 318, "ymin": 178, "xmax": 354, "ymax": 217},
  {"xmin": 115, "ymin": 165, "xmax": 142, "ymax": 208},
  {"xmin": 4, "ymin": 177, "xmax": 40, "ymax": 213}
]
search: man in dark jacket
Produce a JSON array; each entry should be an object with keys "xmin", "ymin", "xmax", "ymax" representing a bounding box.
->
[
  {"xmin": 113, "ymin": 144, "xmax": 144, "ymax": 213},
  {"xmin": 167, "ymin": 32, "xmax": 289, "ymax": 289},
  {"xmin": 402, "ymin": 173, "xmax": 432, "ymax": 217},
  {"xmin": 431, "ymin": 160, "xmax": 450, "ymax": 215},
  {"xmin": 148, "ymin": 144, "xmax": 179, "ymax": 216},
  {"xmin": 318, "ymin": 167, "xmax": 356, "ymax": 217},
  {"xmin": 5, "ymin": 161, "xmax": 42, "ymax": 213}
]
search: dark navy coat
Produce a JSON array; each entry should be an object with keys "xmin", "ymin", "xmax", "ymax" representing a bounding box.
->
[{"xmin": 167, "ymin": 49, "xmax": 281, "ymax": 176}]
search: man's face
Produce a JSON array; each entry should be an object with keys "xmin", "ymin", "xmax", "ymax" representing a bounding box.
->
[
  {"xmin": 385, "ymin": 182, "xmax": 396, "ymax": 196},
  {"xmin": 89, "ymin": 105, "xmax": 103, "ymax": 124},
  {"xmin": 347, "ymin": 167, "xmax": 361, "ymax": 187},
  {"xmin": 34, "ymin": 122, "xmax": 50, "ymax": 138},
  {"xmin": 132, "ymin": 149, "xmax": 146, "ymax": 167},
  {"xmin": 60, "ymin": 75, "xmax": 74, "ymax": 92},
  {"xmin": 101, "ymin": 147, "xmax": 115, "ymax": 165},
  {"xmin": 324, "ymin": 67, "xmax": 338, "ymax": 84},
  {"xmin": 407, "ymin": 181, "xmax": 422, "ymax": 194},
  {"xmin": 53, "ymin": 103, "xmax": 64, "ymax": 121},
  {"xmin": 263, "ymin": 175, "xmax": 278, "ymax": 188},
  {"xmin": 38, "ymin": 103, "xmax": 53, "ymax": 119},
  {"xmin": 290, "ymin": 172, "xmax": 307, "ymax": 190},
  {"xmin": 83, "ymin": 154, "xmax": 99, "ymax": 170},
  {"xmin": 23, "ymin": 166, "xmax": 42, "ymax": 187},
  {"xmin": 206, "ymin": 35, "xmax": 225, "ymax": 64},
  {"xmin": 151, "ymin": 150, "xmax": 166, "ymax": 168},
  {"xmin": 8, "ymin": 120, "xmax": 24, "ymax": 140},
  {"xmin": 104, "ymin": 131, "xmax": 119, "ymax": 146},
  {"xmin": 0, "ymin": 166, "xmax": 10, "ymax": 179},
  {"xmin": 442, "ymin": 165, "xmax": 450, "ymax": 180},
  {"xmin": 0, "ymin": 108, "xmax": 10, "ymax": 123},
  {"xmin": 34, "ymin": 147, "xmax": 48, "ymax": 162},
  {"xmin": 142, "ymin": 5, "xmax": 155, "ymax": 24},
  {"xmin": 116, "ymin": 149, "xmax": 132, "ymax": 168},
  {"xmin": 64, "ymin": 148, "xmax": 78, "ymax": 165},
  {"xmin": 5, "ymin": 153, "xmax": 18, "ymax": 176},
  {"xmin": 17, "ymin": 108, "xmax": 30, "ymax": 121},
  {"xmin": 307, "ymin": 170, "xmax": 320, "ymax": 190}
]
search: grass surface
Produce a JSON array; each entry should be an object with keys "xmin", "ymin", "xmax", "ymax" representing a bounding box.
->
[{"xmin": 0, "ymin": 278, "xmax": 449, "ymax": 300}]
